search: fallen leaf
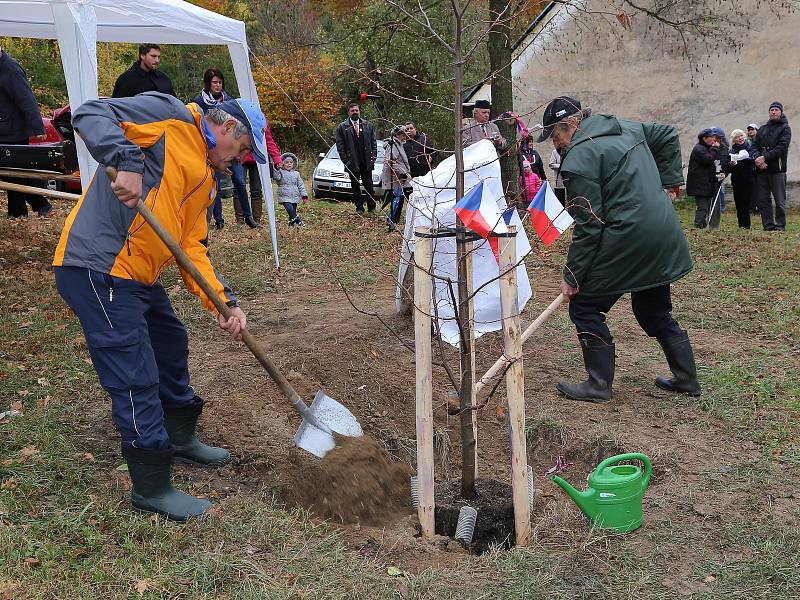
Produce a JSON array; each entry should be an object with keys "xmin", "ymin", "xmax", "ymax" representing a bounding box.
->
[
  {"xmin": 495, "ymin": 404, "xmax": 506, "ymax": 417},
  {"xmin": 37, "ymin": 377, "xmax": 49, "ymax": 387},
  {"xmin": 18, "ymin": 446, "xmax": 39, "ymax": 460},
  {"xmin": 703, "ymin": 575, "xmax": 716, "ymax": 583},
  {"xmin": 69, "ymin": 547, "xmax": 90, "ymax": 559},
  {"xmin": 398, "ymin": 582, "xmax": 409, "ymax": 599},
  {"xmin": 662, "ymin": 576, "xmax": 711, "ymax": 596},
  {"xmin": 23, "ymin": 557, "xmax": 41, "ymax": 567},
  {"xmin": 17, "ymin": 390, "xmax": 30, "ymax": 397},
  {"xmin": 81, "ymin": 453, "xmax": 95, "ymax": 462},
  {"xmin": 37, "ymin": 396, "xmax": 51, "ymax": 408},
  {"xmin": 135, "ymin": 578, "xmax": 153, "ymax": 595},
  {"xmin": 83, "ymin": 358, "xmax": 93, "ymax": 365},
  {"xmin": 10, "ymin": 401, "xmax": 23, "ymax": 412},
  {"xmin": 387, "ymin": 566, "xmax": 403, "ymax": 576},
  {"xmin": 0, "ymin": 579, "xmax": 21, "ymax": 600}
]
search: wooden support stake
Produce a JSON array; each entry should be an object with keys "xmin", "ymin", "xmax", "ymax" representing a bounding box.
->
[
  {"xmin": 474, "ymin": 293, "xmax": 564, "ymax": 396},
  {"xmin": 0, "ymin": 179, "xmax": 80, "ymax": 201},
  {"xmin": 413, "ymin": 227, "xmax": 435, "ymax": 538},
  {"xmin": 498, "ymin": 226, "xmax": 530, "ymax": 546}
]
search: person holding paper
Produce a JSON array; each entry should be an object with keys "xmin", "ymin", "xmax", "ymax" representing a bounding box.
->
[{"xmin": 728, "ymin": 128, "xmax": 755, "ymax": 229}]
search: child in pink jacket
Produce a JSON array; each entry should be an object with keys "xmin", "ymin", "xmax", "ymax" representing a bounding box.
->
[{"xmin": 519, "ymin": 159, "xmax": 543, "ymax": 206}]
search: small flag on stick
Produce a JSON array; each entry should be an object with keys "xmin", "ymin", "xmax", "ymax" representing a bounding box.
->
[
  {"xmin": 453, "ymin": 180, "xmax": 508, "ymax": 261},
  {"xmin": 527, "ymin": 181, "xmax": 574, "ymax": 246}
]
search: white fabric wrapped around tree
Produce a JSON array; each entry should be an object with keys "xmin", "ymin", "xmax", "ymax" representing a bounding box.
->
[{"xmin": 397, "ymin": 140, "xmax": 533, "ymax": 347}]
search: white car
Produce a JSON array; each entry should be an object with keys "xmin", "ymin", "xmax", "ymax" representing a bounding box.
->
[{"xmin": 312, "ymin": 140, "xmax": 385, "ymax": 201}]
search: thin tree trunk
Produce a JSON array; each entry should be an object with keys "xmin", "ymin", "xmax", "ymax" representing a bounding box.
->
[
  {"xmin": 453, "ymin": 6, "xmax": 477, "ymax": 500},
  {"xmin": 489, "ymin": 0, "xmax": 516, "ymax": 204}
]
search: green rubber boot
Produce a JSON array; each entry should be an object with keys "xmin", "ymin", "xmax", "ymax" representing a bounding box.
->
[
  {"xmin": 556, "ymin": 335, "xmax": 615, "ymax": 403},
  {"xmin": 124, "ymin": 446, "xmax": 211, "ymax": 522},
  {"xmin": 163, "ymin": 399, "xmax": 231, "ymax": 468},
  {"xmin": 655, "ymin": 330, "xmax": 702, "ymax": 396}
]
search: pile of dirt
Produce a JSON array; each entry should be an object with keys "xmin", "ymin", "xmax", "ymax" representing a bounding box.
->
[{"xmin": 290, "ymin": 436, "xmax": 413, "ymax": 525}]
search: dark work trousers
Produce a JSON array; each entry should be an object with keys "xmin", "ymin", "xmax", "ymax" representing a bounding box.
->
[
  {"xmin": 732, "ymin": 181, "xmax": 753, "ymax": 229},
  {"xmin": 54, "ymin": 266, "xmax": 197, "ymax": 450},
  {"xmin": 568, "ymin": 284, "xmax": 683, "ymax": 345},
  {"xmin": 348, "ymin": 168, "xmax": 376, "ymax": 212},
  {"xmin": 755, "ymin": 172, "xmax": 787, "ymax": 230},
  {"xmin": 5, "ymin": 138, "xmax": 49, "ymax": 217}
]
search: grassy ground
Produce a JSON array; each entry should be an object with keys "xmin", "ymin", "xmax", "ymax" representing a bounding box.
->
[{"xmin": 1, "ymin": 197, "xmax": 798, "ymax": 599}]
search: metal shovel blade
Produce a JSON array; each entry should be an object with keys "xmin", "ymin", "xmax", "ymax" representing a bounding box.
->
[{"xmin": 294, "ymin": 390, "xmax": 364, "ymax": 458}]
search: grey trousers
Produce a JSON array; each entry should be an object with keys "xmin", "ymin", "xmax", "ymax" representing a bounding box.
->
[
  {"xmin": 693, "ymin": 193, "xmax": 720, "ymax": 229},
  {"xmin": 755, "ymin": 172, "xmax": 787, "ymax": 230}
]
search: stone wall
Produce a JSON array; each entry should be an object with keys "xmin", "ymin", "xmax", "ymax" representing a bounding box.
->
[{"xmin": 511, "ymin": 1, "xmax": 800, "ymax": 182}]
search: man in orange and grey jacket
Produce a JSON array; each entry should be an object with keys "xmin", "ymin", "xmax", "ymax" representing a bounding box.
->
[{"xmin": 52, "ymin": 91, "xmax": 268, "ymax": 521}]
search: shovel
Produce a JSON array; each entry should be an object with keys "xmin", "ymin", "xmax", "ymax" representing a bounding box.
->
[{"xmin": 106, "ymin": 167, "xmax": 362, "ymax": 457}]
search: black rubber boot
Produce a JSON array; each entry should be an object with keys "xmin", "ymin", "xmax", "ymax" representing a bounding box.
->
[
  {"xmin": 556, "ymin": 336, "xmax": 615, "ymax": 403},
  {"xmin": 124, "ymin": 446, "xmax": 211, "ymax": 522},
  {"xmin": 163, "ymin": 399, "xmax": 231, "ymax": 467},
  {"xmin": 655, "ymin": 330, "xmax": 701, "ymax": 396}
]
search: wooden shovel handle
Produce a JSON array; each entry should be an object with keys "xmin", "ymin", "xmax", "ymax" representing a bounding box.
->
[{"xmin": 105, "ymin": 166, "xmax": 302, "ymax": 404}]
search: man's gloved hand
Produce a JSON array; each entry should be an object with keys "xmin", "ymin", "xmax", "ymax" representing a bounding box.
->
[
  {"xmin": 218, "ymin": 306, "xmax": 246, "ymax": 342},
  {"xmin": 110, "ymin": 170, "xmax": 143, "ymax": 208}
]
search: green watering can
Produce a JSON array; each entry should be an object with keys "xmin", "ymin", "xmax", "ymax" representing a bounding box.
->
[{"xmin": 552, "ymin": 453, "xmax": 652, "ymax": 533}]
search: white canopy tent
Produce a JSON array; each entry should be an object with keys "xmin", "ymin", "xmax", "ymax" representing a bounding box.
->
[{"xmin": 0, "ymin": 0, "xmax": 280, "ymax": 267}]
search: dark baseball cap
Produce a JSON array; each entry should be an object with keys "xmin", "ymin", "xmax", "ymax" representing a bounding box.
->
[
  {"xmin": 216, "ymin": 98, "xmax": 267, "ymax": 164},
  {"xmin": 537, "ymin": 96, "xmax": 582, "ymax": 142}
]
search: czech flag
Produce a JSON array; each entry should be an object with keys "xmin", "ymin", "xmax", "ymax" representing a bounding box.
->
[
  {"xmin": 453, "ymin": 180, "xmax": 508, "ymax": 261},
  {"xmin": 527, "ymin": 181, "xmax": 574, "ymax": 246}
]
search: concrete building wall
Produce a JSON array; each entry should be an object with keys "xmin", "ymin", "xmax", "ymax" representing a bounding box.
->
[{"xmin": 511, "ymin": 1, "xmax": 800, "ymax": 181}]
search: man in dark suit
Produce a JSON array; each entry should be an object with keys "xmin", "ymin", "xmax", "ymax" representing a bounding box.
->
[
  {"xmin": 335, "ymin": 102, "xmax": 377, "ymax": 213},
  {"xmin": 112, "ymin": 44, "xmax": 176, "ymax": 99}
]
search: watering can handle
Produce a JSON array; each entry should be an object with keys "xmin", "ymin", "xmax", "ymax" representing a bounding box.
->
[{"xmin": 596, "ymin": 453, "xmax": 652, "ymax": 489}]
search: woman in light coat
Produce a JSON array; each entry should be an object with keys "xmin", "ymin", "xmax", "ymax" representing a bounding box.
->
[{"xmin": 380, "ymin": 126, "xmax": 412, "ymax": 231}]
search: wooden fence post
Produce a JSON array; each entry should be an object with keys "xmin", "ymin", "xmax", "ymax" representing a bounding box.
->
[
  {"xmin": 413, "ymin": 227, "xmax": 435, "ymax": 538},
  {"xmin": 498, "ymin": 226, "xmax": 530, "ymax": 546}
]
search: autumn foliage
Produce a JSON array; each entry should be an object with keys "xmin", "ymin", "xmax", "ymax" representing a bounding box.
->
[{"xmin": 252, "ymin": 48, "xmax": 342, "ymax": 148}]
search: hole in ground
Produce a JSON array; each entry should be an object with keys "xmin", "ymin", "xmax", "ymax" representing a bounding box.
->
[{"xmin": 434, "ymin": 478, "xmax": 515, "ymax": 555}]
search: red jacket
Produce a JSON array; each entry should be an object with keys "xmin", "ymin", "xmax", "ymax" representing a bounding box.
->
[{"xmin": 243, "ymin": 121, "xmax": 281, "ymax": 166}]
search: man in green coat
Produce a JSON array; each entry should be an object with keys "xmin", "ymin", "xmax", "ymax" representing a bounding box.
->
[{"xmin": 536, "ymin": 96, "xmax": 701, "ymax": 402}]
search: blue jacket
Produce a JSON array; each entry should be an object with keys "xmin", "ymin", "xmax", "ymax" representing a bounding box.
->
[{"xmin": 0, "ymin": 50, "xmax": 44, "ymax": 142}]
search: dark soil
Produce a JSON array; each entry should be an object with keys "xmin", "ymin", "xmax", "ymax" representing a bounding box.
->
[
  {"xmin": 287, "ymin": 435, "xmax": 413, "ymax": 525},
  {"xmin": 434, "ymin": 478, "xmax": 515, "ymax": 554}
]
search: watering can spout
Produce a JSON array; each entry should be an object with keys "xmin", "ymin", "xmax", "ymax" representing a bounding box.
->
[{"xmin": 551, "ymin": 476, "xmax": 599, "ymax": 520}]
